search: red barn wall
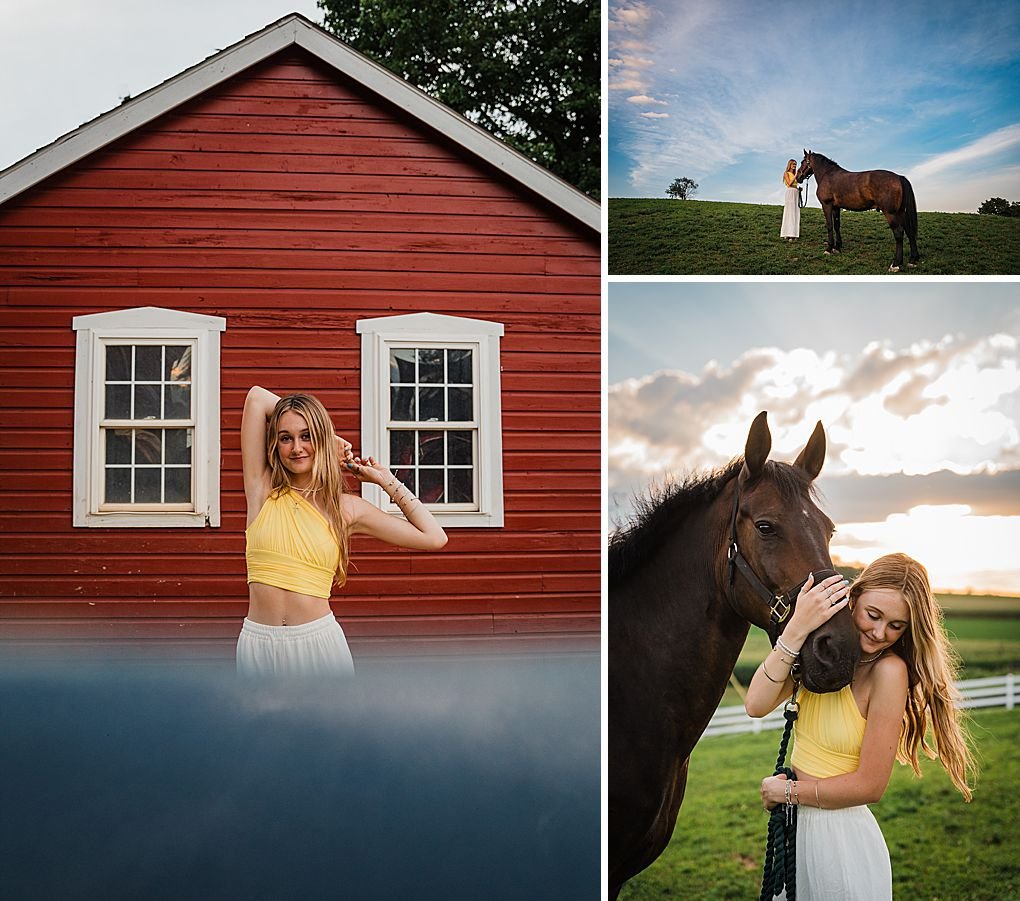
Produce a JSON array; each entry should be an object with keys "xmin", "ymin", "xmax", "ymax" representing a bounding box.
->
[{"xmin": 0, "ymin": 48, "xmax": 600, "ymax": 659}]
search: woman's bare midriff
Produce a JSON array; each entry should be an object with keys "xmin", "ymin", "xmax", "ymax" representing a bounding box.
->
[{"xmin": 247, "ymin": 581, "xmax": 333, "ymax": 626}]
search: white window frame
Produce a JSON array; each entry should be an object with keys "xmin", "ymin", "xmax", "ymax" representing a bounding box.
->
[
  {"xmin": 357, "ymin": 312, "xmax": 504, "ymax": 528},
  {"xmin": 72, "ymin": 307, "xmax": 226, "ymax": 528}
]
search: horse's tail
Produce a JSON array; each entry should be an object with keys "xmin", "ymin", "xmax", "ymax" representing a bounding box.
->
[{"xmin": 901, "ymin": 175, "xmax": 918, "ymax": 241}]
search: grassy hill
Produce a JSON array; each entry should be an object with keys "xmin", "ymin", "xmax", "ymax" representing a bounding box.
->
[{"xmin": 608, "ymin": 198, "xmax": 1020, "ymax": 274}]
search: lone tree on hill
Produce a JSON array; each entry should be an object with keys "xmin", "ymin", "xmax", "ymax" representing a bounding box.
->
[
  {"xmin": 977, "ymin": 197, "xmax": 1020, "ymax": 217},
  {"xmin": 666, "ymin": 177, "xmax": 698, "ymax": 200}
]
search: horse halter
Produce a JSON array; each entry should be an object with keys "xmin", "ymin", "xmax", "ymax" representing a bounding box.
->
[{"xmin": 726, "ymin": 482, "xmax": 811, "ymax": 645}]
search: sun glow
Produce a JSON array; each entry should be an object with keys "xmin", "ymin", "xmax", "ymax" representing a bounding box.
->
[{"xmin": 832, "ymin": 505, "xmax": 1020, "ymax": 595}]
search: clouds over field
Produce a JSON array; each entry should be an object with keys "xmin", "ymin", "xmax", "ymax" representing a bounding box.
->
[
  {"xmin": 608, "ymin": 287, "xmax": 1020, "ymax": 593},
  {"xmin": 607, "ymin": 0, "xmax": 1020, "ymax": 212}
]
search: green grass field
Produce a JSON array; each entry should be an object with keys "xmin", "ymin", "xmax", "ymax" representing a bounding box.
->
[
  {"xmin": 617, "ymin": 707, "xmax": 1020, "ymax": 901},
  {"xmin": 608, "ymin": 198, "xmax": 1020, "ymax": 274}
]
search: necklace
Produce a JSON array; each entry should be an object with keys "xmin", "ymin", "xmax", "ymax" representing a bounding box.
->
[{"xmin": 858, "ymin": 650, "xmax": 885, "ymax": 665}]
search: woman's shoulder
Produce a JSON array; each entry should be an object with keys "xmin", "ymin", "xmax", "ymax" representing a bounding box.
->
[{"xmin": 871, "ymin": 651, "xmax": 909, "ymax": 698}]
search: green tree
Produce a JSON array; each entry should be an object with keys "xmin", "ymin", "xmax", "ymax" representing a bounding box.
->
[
  {"xmin": 666, "ymin": 177, "xmax": 698, "ymax": 200},
  {"xmin": 977, "ymin": 197, "xmax": 1012, "ymax": 216},
  {"xmin": 317, "ymin": 0, "xmax": 599, "ymax": 198}
]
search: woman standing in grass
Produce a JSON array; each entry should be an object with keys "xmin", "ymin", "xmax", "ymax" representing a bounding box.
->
[
  {"xmin": 746, "ymin": 553, "xmax": 975, "ymax": 900},
  {"xmin": 238, "ymin": 387, "xmax": 447, "ymax": 677},
  {"xmin": 780, "ymin": 159, "xmax": 800, "ymax": 240}
]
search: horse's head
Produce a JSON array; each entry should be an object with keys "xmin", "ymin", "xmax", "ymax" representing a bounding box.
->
[
  {"xmin": 795, "ymin": 150, "xmax": 813, "ymax": 184},
  {"xmin": 723, "ymin": 411, "xmax": 859, "ymax": 692}
]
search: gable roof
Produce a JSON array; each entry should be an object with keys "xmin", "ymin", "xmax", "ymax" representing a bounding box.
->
[{"xmin": 0, "ymin": 12, "xmax": 599, "ymax": 233}]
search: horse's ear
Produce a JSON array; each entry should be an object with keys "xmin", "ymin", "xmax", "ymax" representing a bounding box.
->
[
  {"xmin": 794, "ymin": 420, "xmax": 826, "ymax": 481},
  {"xmin": 741, "ymin": 411, "xmax": 771, "ymax": 483}
]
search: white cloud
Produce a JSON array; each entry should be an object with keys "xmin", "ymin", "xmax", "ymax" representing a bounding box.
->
[
  {"xmin": 626, "ymin": 95, "xmax": 669, "ymax": 106},
  {"xmin": 908, "ymin": 123, "xmax": 1020, "ymax": 180},
  {"xmin": 640, "ymin": 112, "xmax": 670, "ymax": 119}
]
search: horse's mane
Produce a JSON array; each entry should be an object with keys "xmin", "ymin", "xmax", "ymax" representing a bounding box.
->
[
  {"xmin": 609, "ymin": 458, "xmax": 817, "ymax": 584},
  {"xmin": 809, "ymin": 151, "xmax": 840, "ymax": 169}
]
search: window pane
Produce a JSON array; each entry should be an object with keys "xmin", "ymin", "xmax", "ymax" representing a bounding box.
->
[
  {"xmin": 165, "ymin": 429, "xmax": 191, "ymax": 465},
  {"xmin": 449, "ymin": 468, "xmax": 474, "ymax": 503},
  {"xmin": 166, "ymin": 346, "xmax": 191, "ymax": 381},
  {"xmin": 448, "ymin": 431, "xmax": 473, "ymax": 465},
  {"xmin": 134, "ymin": 385, "xmax": 160, "ymax": 420},
  {"xmin": 106, "ymin": 384, "xmax": 131, "ymax": 419},
  {"xmin": 390, "ymin": 430, "xmax": 414, "ymax": 466},
  {"xmin": 418, "ymin": 430, "xmax": 444, "ymax": 465},
  {"xmin": 419, "ymin": 469, "xmax": 444, "ymax": 503},
  {"xmin": 448, "ymin": 387, "xmax": 472, "ymax": 421},
  {"xmin": 418, "ymin": 348, "xmax": 443, "ymax": 383},
  {"xmin": 135, "ymin": 429, "xmax": 163, "ymax": 464},
  {"xmin": 164, "ymin": 384, "xmax": 191, "ymax": 420},
  {"xmin": 106, "ymin": 345, "xmax": 131, "ymax": 381},
  {"xmin": 106, "ymin": 429, "xmax": 132, "ymax": 464},
  {"xmin": 135, "ymin": 345, "xmax": 161, "ymax": 381},
  {"xmin": 164, "ymin": 467, "xmax": 192, "ymax": 503},
  {"xmin": 105, "ymin": 468, "xmax": 131, "ymax": 503},
  {"xmin": 418, "ymin": 387, "xmax": 443, "ymax": 421},
  {"xmin": 448, "ymin": 349, "xmax": 472, "ymax": 384},
  {"xmin": 135, "ymin": 469, "xmax": 161, "ymax": 503},
  {"xmin": 391, "ymin": 386, "xmax": 415, "ymax": 421},
  {"xmin": 390, "ymin": 348, "xmax": 416, "ymax": 384}
]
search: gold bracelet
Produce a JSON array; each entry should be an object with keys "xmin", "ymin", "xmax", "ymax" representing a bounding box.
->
[
  {"xmin": 760, "ymin": 661, "xmax": 784, "ymax": 683},
  {"xmin": 815, "ymin": 781, "xmax": 822, "ymax": 809}
]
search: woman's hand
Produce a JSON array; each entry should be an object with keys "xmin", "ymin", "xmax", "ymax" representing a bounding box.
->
[
  {"xmin": 783, "ymin": 572, "xmax": 851, "ymax": 647},
  {"xmin": 343, "ymin": 455, "xmax": 391, "ymax": 487},
  {"xmin": 335, "ymin": 435, "xmax": 354, "ymax": 468},
  {"xmin": 760, "ymin": 774, "xmax": 789, "ymax": 811}
]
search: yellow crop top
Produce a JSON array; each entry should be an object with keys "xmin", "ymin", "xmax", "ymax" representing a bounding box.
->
[
  {"xmin": 784, "ymin": 170, "xmax": 797, "ymax": 187},
  {"xmin": 790, "ymin": 685, "xmax": 867, "ymax": 778},
  {"xmin": 245, "ymin": 490, "xmax": 342, "ymax": 599}
]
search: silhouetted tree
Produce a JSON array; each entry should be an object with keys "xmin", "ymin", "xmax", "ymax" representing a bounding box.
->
[
  {"xmin": 666, "ymin": 177, "xmax": 698, "ymax": 200},
  {"xmin": 977, "ymin": 197, "xmax": 1020, "ymax": 216}
]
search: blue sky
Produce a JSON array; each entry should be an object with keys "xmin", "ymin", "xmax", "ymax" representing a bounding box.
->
[
  {"xmin": 0, "ymin": 0, "xmax": 322, "ymax": 172},
  {"xmin": 608, "ymin": 284, "xmax": 1020, "ymax": 592},
  {"xmin": 608, "ymin": 0, "xmax": 1020, "ymax": 212}
]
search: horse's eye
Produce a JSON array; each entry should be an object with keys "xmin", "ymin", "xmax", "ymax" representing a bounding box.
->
[{"xmin": 755, "ymin": 521, "xmax": 776, "ymax": 536}]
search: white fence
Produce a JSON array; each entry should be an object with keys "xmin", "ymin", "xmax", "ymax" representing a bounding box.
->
[{"xmin": 704, "ymin": 673, "xmax": 1017, "ymax": 738}]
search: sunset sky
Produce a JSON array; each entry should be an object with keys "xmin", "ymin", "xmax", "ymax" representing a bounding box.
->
[
  {"xmin": 608, "ymin": 284, "xmax": 1020, "ymax": 594},
  {"xmin": 608, "ymin": 0, "xmax": 1020, "ymax": 213}
]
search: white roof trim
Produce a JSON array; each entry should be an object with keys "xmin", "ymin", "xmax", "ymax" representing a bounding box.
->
[
  {"xmin": 0, "ymin": 13, "xmax": 598, "ymax": 232},
  {"xmin": 356, "ymin": 312, "xmax": 504, "ymax": 337},
  {"xmin": 72, "ymin": 306, "xmax": 227, "ymax": 332}
]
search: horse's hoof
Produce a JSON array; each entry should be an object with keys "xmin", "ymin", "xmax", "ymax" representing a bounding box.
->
[
  {"xmin": 908, "ymin": 262, "xmax": 917, "ymax": 268},
  {"xmin": 824, "ymin": 250, "xmax": 832, "ymax": 255},
  {"xmin": 889, "ymin": 265, "xmax": 900, "ymax": 273}
]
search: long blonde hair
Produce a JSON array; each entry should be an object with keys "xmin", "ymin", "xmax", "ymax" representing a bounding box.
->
[
  {"xmin": 850, "ymin": 553, "xmax": 975, "ymax": 800},
  {"xmin": 266, "ymin": 393, "xmax": 349, "ymax": 586}
]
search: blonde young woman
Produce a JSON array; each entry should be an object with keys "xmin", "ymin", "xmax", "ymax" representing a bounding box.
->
[
  {"xmin": 780, "ymin": 158, "xmax": 801, "ymax": 240},
  {"xmin": 746, "ymin": 553, "xmax": 975, "ymax": 900},
  {"xmin": 238, "ymin": 387, "xmax": 447, "ymax": 676}
]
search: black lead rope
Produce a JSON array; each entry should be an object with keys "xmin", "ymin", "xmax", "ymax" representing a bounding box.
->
[
  {"xmin": 760, "ymin": 689, "xmax": 800, "ymax": 901},
  {"xmin": 798, "ymin": 172, "xmax": 811, "ymax": 209}
]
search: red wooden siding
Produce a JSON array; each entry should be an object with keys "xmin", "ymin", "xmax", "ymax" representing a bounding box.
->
[{"xmin": 0, "ymin": 48, "xmax": 599, "ymax": 659}]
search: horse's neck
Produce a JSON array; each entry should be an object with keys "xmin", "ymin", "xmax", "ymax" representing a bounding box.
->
[{"xmin": 612, "ymin": 495, "xmax": 748, "ymax": 681}]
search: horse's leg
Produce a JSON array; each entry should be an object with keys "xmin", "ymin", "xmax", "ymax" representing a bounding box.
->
[
  {"xmin": 822, "ymin": 203, "xmax": 835, "ymax": 254},
  {"xmin": 832, "ymin": 207, "xmax": 842, "ymax": 252},
  {"xmin": 885, "ymin": 212, "xmax": 904, "ymax": 272},
  {"xmin": 907, "ymin": 219, "xmax": 920, "ymax": 265}
]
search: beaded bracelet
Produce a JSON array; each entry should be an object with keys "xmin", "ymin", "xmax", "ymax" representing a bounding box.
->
[{"xmin": 776, "ymin": 636, "xmax": 801, "ymax": 658}]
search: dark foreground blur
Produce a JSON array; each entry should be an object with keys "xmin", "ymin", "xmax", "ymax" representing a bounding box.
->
[{"xmin": 0, "ymin": 655, "xmax": 599, "ymax": 900}]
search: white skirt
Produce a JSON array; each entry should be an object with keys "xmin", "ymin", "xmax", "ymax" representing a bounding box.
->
[
  {"xmin": 780, "ymin": 186, "xmax": 801, "ymax": 237},
  {"xmin": 774, "ymin": 805, "xmax": 891, "ymax": 901},
  {"xmin": 236, "ymin": 612, "xmax": 356, "ymax": 678}
]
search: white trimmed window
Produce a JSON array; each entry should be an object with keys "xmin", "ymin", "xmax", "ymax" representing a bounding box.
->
[
  {"xmin": 357, "ymin": 313, "xmax": 504, "ymax": 527},
  {"xmin": 71, "ymin": 307, "xmax": 226, "ymax": 527}
]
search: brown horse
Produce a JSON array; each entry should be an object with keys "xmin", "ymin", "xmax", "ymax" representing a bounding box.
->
[
  {"xmin": 796, "ymin": 149, "xmax": 919, "ymax": 272},
  {"xmin": 608, "ymin": 412, "xmax": 859, "ymax": 898}
]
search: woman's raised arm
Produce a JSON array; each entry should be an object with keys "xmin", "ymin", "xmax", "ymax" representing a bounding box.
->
[
  {"xmin": 343, "ymin": 456, "xmax": 448, "ymax": 551},
  {"xmin": 241, "ymin": 386, "xmax": 279, "ymax": 516}
]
